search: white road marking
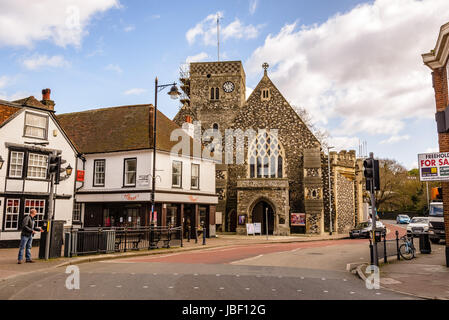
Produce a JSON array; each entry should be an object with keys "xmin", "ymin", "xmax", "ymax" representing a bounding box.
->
[
  {"xmin": 90, "ymin": 285, "xmax": 96, "ymax": 288},
  {"xmin": 290, "ymin": 248, "xmax": 301, "ymax": 253},
  {"xmin": 323, "ymin": 290, "xmax": 328, "ymax": 293},
  {"xmin": 297, "ymin": 290, "xmax": 302, "ymax": 292},
  {"xmin": 168, "ymin": 286, "xmax": 174, "ymax": 289},
  {"xmin": 321, "ymin": 278, "xmax": 326, "ymax": 281},
  {"xmin": 245, "ymin": 288, "xmax": 250, "ymax": 290},
  {"xmin": 375, "ymin": 292, "xmax": 381, "ymax": 295},
  {"xmin": 131, "ymin": 273, "xmax": 136, "ymax": 275},
  {"xmin": 350, "ymin": 291, "xmax": 355, "ymax": 294},
  {"xmin": 173, "ymin": 273, "xmax": 178, "ymax": 276},
  {"xmin": 343, "ymin": 279, "xmax": 347, "ymax": 282},
  {"xmin": 272, "ymin": 289, "xmax": 276, "ymax": 292},
  {"xmin": 230, "ymin": 254, "xmax": 264, "ymax": 264},
  {"xmin": 300, "ymin": 277, "xmax": 305, "ymax": 280},
  {"xmin": 256, "ymin": 275, "xmax": 262, "ymax": 278},
  {"xmin": 153, "ymin": 273, "xmax": 157, "ymax": 276},
  {"xmin": 216, "ymin": 274, "xmax": 220, "ymax": 277},
  {"xmin": 194, "ymin": 287, "xmax": 199, "ymax": 290},
  {"xmin": 219, "ymin": 287, "xmax": 225, "ymax": 290},
  {"xmin": 236, "ymin": 275, "xmax": 240, "ymax": 277},
  {"xmin": 116, "ymin": 285, "xmax": 122, "ymax": 288},
  {"xmin": 194, "ymin": 273, "xmax": 199, "ymax": 276},
  {"xmin": 278, "ymin": 276, "xmax": 283, "ymax": 278},
  {"xmin": 143, "ymin": 286, "xmax": 148, "ymax": 289}
]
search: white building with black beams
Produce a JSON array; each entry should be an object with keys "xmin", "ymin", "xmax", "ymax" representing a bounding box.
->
[{"xmin": 0, "ymin": 90, "xmax": 78, "ymax": 247}]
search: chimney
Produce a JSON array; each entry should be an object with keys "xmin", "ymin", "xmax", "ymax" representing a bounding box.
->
[
  {"xmin": 41, "ymin": 88, "xmax": 55, "ymax": 111},
  {"xmin": 182, "ymin": 115, "xmax": 195, "ymax": 138}
]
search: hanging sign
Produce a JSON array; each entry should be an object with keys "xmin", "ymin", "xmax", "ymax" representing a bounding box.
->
[{"xmin": 76, "ymin": 170, "xmax": 85, "ymax": 182}]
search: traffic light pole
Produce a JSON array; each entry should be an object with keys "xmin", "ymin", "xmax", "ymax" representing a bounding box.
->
[
  {"xmin": 44, "ymin": 171, "xmax": 55, "ymax": 260},
  {"xmin": 369, "ymin": 152, "xmax": 378, "ymax": 266}
]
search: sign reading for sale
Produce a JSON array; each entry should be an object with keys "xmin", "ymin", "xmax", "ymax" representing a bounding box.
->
[{"xmin": 418, "ymin": 152, "xmax": 449, "ymax": 181}]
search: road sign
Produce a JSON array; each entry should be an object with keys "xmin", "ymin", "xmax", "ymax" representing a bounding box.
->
[{"xmin": 418, "ymin": 152, "xmax": 449, "ymax": 181}]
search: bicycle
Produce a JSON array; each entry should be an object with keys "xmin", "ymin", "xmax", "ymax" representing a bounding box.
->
[{"xmin": 399, "ymin": 235, "xmax": 416, "ymax": 260}]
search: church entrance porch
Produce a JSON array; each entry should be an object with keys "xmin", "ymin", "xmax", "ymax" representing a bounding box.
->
[
  {"xmin": 251, "ymin": 201, "xmax": 275, "ymax": 235},
  {"xmin": 236, "ymin": 178, "xmax": 290, "ymax": 236}
]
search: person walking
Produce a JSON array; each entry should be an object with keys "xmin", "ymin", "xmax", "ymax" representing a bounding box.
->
[{"xmin": 18, "ymin": 209, "xmax": 43, "ymax": 264}]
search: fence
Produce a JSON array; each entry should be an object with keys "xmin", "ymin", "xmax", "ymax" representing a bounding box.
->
[
  {"xmin": 64, "ymin": 226, "xmax": 183, "ymax": 257},
  {"xmin": 369, "ymin": 230, "xmax": 419, "ymax": 265}
]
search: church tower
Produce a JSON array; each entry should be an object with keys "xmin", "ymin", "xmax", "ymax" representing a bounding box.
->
[{"xmin": 173, "ymin": 61, "xmax": 246, "ymax": 131}]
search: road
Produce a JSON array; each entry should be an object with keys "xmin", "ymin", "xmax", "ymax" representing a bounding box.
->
[{"xmin": 0, "ymin": 223, "xmax": 414, "ymax": 300}]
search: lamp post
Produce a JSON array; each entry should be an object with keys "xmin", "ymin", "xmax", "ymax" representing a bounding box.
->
[
  {"xmin": 327, "ymin": 146, "xmax": 334, "ymax": 235},
  {"xmin": 150, "ymin": 78, "xmax": 180, "ymax": 226}
]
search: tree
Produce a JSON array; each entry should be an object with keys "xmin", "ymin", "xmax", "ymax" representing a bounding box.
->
[{"xmin": 292, "ymin": 105, "xmax": 330, "ymax": 148}]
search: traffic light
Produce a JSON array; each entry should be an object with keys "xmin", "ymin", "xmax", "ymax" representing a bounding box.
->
[
  {"xmin": 363, "ymin": 158, "xmax": 380, "ymax": 191},
  {"xmin": 49, "ymin": 155, "xmax": 61, "ymax": 185}
]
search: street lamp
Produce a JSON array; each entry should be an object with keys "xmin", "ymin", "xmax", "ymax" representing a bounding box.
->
[
  {"xmin": 327, "ymin": 146, "xmax": 334, "ymax": 235},
  {"xmin": 0, "ymin": 155, "xmax": 4, "ymax": 170},
  {"xmin": 150, "ymin": 77, "xmax": 180, "ymax": 226}
]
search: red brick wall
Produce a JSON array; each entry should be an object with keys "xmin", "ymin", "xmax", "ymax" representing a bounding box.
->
[
  {"xmin": 0, "ymin": 104, "xmax": 20, "ymax": 126},
  {"xmin": 432, "ymin": 67, "xmax": 449, "ymax": 248}
]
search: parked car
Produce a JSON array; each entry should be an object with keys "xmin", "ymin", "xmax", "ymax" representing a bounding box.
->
[
  {"xmin": 406, "ymin": 217, "xmax": 430, "ymax": 236},
  {"xmin": 350, "ymin": 221, "xmax": 386, "ymax": 239},
  {"xmin": 396, "ymin": 214, "xmax": 411, "ymax": 224}
]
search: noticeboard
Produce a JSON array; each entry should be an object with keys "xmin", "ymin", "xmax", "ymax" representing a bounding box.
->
[
  {"xmin": 291, "ymin": 213, "xmax": 306, "ymax": 226},
  {"xmin": 418, "ymin": 152, "xmax": 449, "ymax": 181}
]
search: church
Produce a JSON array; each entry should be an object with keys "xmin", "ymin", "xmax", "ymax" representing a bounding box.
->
[{"xmin": 174, "ymin": 60, "xmax": 365, "ymax": 236}]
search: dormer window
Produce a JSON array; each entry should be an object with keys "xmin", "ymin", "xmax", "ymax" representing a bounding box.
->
[
  {"xmin": 210, "ymin": 87, "xmax": 220, "ymax": 100},
  {"xmin": 261, "ymin": 88, "xmax": 271, "ymax": 101},
  {"xmin": 24, "ymin": 112, "xmax": 48, "ymax": 139}
]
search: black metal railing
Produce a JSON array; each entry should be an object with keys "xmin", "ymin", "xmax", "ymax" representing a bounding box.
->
[
  {"xmin": 65, "ymin": 226, "xmax": 183, "ymax": 257},
  {"xmin": 369, "ymin": 230, "xmax": 420, "ymax": 265}
]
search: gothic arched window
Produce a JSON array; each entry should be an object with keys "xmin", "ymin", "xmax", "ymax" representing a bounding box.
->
[{"xmin": 248, "ymin": 131, "xmax": 285, "ymax": 179}]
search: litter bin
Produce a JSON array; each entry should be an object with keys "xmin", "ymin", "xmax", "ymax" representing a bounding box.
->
[
  {"xmin": 419, "ymin": 232, "xmax": 432, "ymax": 254},
  {"xmin": 374, "ymin": 228, "xmax": 383, "ymax": 243},
  {"xmin": 39, "ymin": 220, "xmax": 65, "ymax": 259}
]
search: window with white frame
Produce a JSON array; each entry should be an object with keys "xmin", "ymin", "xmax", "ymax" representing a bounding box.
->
[
  {"xmin": 24, "ymin": 199, "xmax": 45, "ymax": 228},
  {"xmin": 4, "ymin": 199, "xmax": 20, "ymax": 230},
  {"xmin": 172, "ymin": 161, "xmax": 182, "ymax": 188},
  {"xmin": 73, "ymin": 202, "xmax": 82, "ymax": 222},
  {"xmin": 27, "ymin": 153, "xmax": 48, "ymax": 179},
  {"xmin": 191, "ymin": 164, "xmax": 200, "ymax": 189},
  {"xmin": 24, "ymin": 112, "xmax": 48, "ymax": 139},
  {"xmin": 124, "ymin": 158, "xmax": 137, "ymax": 186},
  {"xmin": 94, "ymin": 160, "xmax": 105, "ymax": 186},
  {"xmin": 8, "ymin": 151, "xmax": 24, "ymax": 178},
  {"xmin": 248, "ymin": 131, "xmax": 285, "ymax": 179}
]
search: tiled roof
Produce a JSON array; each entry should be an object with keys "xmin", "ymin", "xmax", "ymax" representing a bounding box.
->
[
  {"xmin": 57, "ymin": 104, "xmax": 187, "ymax": 154},
  {"xmin": 13, "ymin": 96, "xmax": 53, "ymax": 111},
  {"xmin": 0, "ymin": 102, "xmax": 21, "ymax": 127}
]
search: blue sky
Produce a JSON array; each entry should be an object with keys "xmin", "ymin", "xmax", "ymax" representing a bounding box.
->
[{"xmin": 0, "ymin": 0, "xmax": 448, "ymax": 169}]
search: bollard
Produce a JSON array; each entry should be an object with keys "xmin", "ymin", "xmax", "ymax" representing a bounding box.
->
[
  {"xmin": 369, "ymin": 239, "xmax": 374, "ymax": 265},
  {"xmin": 203, "ymin": 226, "xmax": 206, "ymax": 245},
  {"xmin": 195, "ymin": 227, "xmax": 198, "ymax": 244},
  {"xmin": 395, "ymin": 230, "xmax": 400, "ymax": 260},
  {"xmin": 181, "ymin": 226, "xmax": 183, "ymax": 248}
]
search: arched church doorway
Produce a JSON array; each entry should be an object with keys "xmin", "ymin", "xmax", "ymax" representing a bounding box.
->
[
  {"xmin": 251, "ymin": 201, "xmax": 275, "ymax": 235},
  {"xmin": 229, "ymin": 210, "xmax": 237, "ymax": 232}
]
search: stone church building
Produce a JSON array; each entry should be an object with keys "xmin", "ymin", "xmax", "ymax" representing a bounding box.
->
[{"xmin": 174, "ymin": 61, "xmax": 364, "ymax": 235}]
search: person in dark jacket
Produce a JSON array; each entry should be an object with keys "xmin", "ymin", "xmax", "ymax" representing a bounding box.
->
[{"xmin": 18, "ymin": 209, "xmax": 43, "ymax": 264}]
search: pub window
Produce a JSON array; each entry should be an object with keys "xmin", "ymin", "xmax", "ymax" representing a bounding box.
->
[
  {"xmin": 9, "ymin": 151, "xmax": 24, "ymax": 178},
  {"xmin": 24, "ymin": 112, "xmax": 48, "ymax": 139},
  {"xmin": 93, "ymin": 160, "xmax": 105, "ymax": 186},
  {"xmin": 4, "ymin": 199, "xmax": 20, "ymax": 230},
  {"xmin": 24, "ymin": 199, "xmax": 45, "ymax": 228},
  {"xmin": 124, "ymin": 158, "xmax": 137, "ymax": 187},
  {"xmin": 27, "ymin": 153, "xmax": 48, "ymax": 179},
  {"xmin": 191, "ymin": 163, "xmax": 200, "ymax": 189},
  {"xmin": 73, "ymin": 202, "xmax": 82, "ymax": 222},
  {"xmin": 172, "ymin": 161, "xmax": 182, "ymax": 188}
]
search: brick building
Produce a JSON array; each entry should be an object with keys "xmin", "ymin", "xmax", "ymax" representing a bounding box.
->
[{"xmin": 174, "ymin": 61, "xmax": 364, "ymax": 235}]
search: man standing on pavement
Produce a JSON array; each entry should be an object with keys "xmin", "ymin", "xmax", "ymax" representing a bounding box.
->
[{"xmin": 17, "ymin": 209, "xmax": 43, "ymax": 264}]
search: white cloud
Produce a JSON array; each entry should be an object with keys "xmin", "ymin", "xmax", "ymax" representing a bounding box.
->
[
  {"xmin": 328, "ymin": 136, "xmax": 360, "ymax": 152},
  {"xmin": 425, "ymin": 147, "xmax": 439, "ymax": 153},
  {"xmin": 380, "ymin": 135, "xmax": 410, "ymax": 144},
  {"xmin": 22, "ymin": 54, "xmax": 69, "ymax": 70},
  {"xmin": 186, "ymin": 12, "xmax": 261, "ymax": 46},
  {"xmin": 245, "ymin": 0, "xmax": 449, "ymax": 138},
  {"xmin": 0, "ymin": 0, "xmax": 120, "ymax": 48},
  {"xmin": 246, "ymin": 87, "xmax": 254, "ymax": 100},
  {"xmin": 124, "ymin": 25, "xmax": 135, "ymax": 32},
  {"xmin": 124, "ymin": 88, "xmax": 147, "ymax": 95},
  {"xmin": 151, "ymin": 14, "xmax": 160, "ymax": 20},
  {"xmin": 105, "ymin": 64, "xmax": 123, "ymax": 74},
  {"xmin": 186, "ymin": 52, "xmax": 209, "ymax": 63},
  {"xmin": 249, "ymin": 0, "xmax": 259, "ymax": 15},
  {"xmin": 0, "ymin": 91, "xmax": 31, "ymax": 101}
]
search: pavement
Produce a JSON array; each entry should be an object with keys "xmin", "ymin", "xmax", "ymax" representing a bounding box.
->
[
  {"xmin": 0, "ymin": 232, "xmax": 348, "ymax": 282},
  {"xmin": 357, "ymin": 221, "xmax": 449, "ymax": 300}
]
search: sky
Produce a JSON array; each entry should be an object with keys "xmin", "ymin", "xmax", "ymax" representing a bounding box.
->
[{"xmin": 0, "ymin": 0, "xmax": 448, "ymax": 169}]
